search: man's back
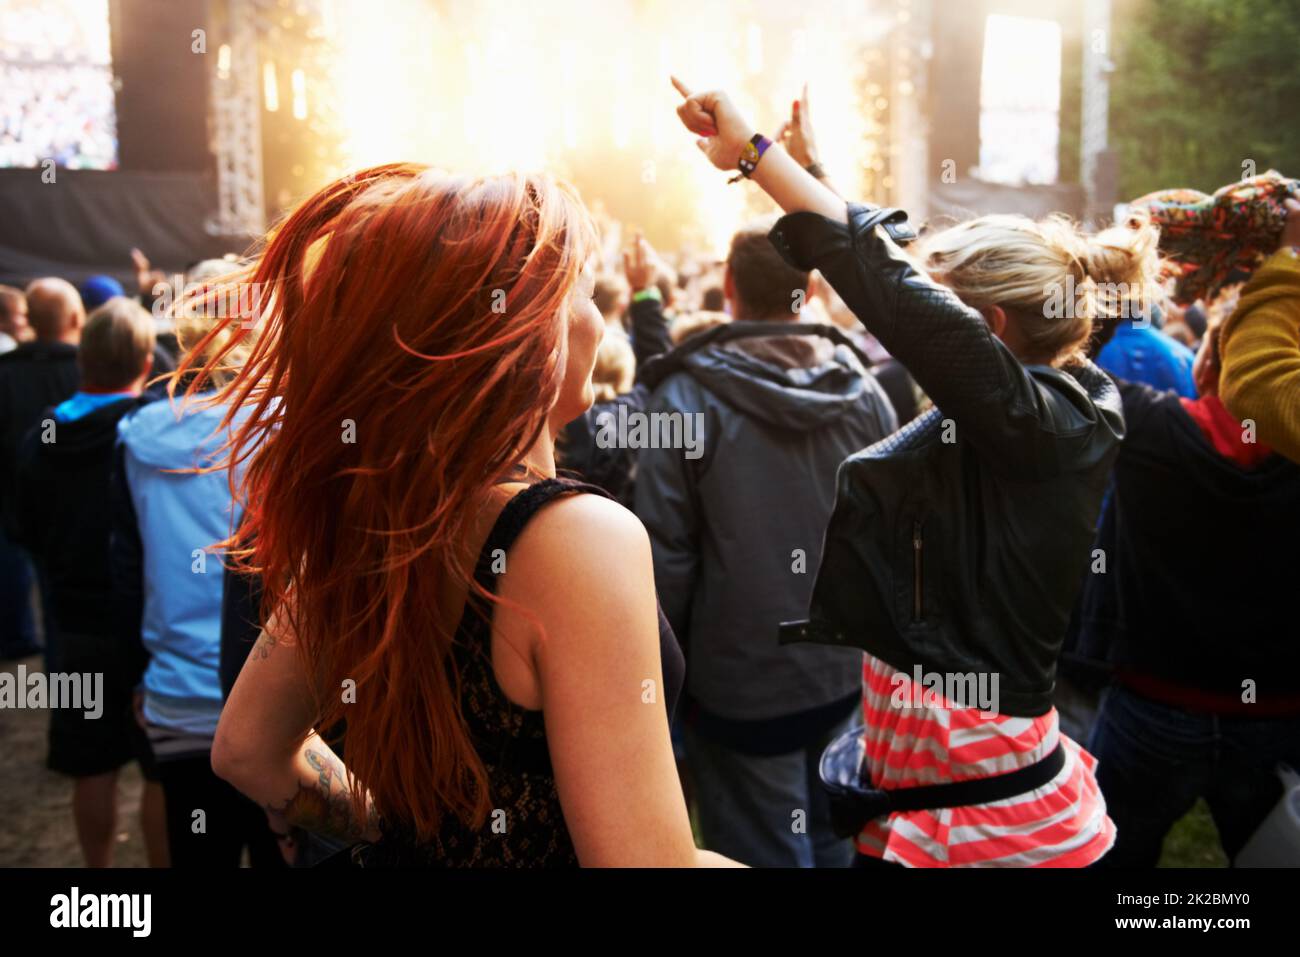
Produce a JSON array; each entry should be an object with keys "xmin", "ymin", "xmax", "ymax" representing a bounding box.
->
[
  {"xmin": 0, "ymin": 341, "xmax": 79, "ymax": 530},
  {"xmin": 635, "ymin": 321, "xmax": 897, "ymax": 721},
  {"xmin": 15, "ymin": 396, "xmax": 136, "ymax": 634},
  {"xmin": 1078, "ymin": 380, "xmax": 1300, "ymax": 705}
]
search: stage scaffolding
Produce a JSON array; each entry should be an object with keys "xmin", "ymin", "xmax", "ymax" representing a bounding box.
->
[
  {"xmin": 1080, "ymin": 0, "xmax": 1114, "ymax": 223},
  {"xmin": 208, "ymin": 0, "xmax": 266, "ymax": 238}
]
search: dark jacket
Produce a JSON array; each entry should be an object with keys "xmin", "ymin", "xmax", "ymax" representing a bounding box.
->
[
  {"xmin": 1077, "ymin": 381, "xmax": 1300, "ymax": 708},
  {"xmin": 634, "ymin": 320, "xmax": 897, "ymax": 720},
  {"xmin": 0, "ymin": 341, "xmax": 79, "ymax": 534},
  {"xmin": 0, "ymin": 340, "xmax": 174, "ymax": 536},
  {"xmin": 220, "ymin": 560, "xmax": 264, "ymax": 701},
  {"xmin": 14, "ymin": 396, "xmax": 144, "ymax": 643},
  {"xmin": 870, "ymin": 357, "xmax": 920, "ymax": 424},
  {"xmin": 771, "ymin": 204, "xmax": 1125, "ymax": 717}
]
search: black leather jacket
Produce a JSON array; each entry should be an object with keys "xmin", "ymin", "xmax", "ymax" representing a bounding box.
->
[{"xmin": 770, "ymin": 204, "xmax": 1125, "ymax": 716}]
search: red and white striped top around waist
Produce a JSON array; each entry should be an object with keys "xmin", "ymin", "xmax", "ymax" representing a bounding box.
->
[{"xmin": 856, "ymin": 653, "xmax": 1115, "ymax": 868}]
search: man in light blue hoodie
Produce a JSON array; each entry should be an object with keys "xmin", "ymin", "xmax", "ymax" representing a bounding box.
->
[{"xmin": 111, "ymin": 386, "xmax": 282, "ymax": 868}]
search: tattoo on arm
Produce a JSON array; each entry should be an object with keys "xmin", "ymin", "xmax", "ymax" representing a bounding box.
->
[
  {"xmin": 265, "ymin": 747, "xmax": 378, "ymax": 843},
  {"xmin": 251, "ymin": 629, "xmax": 278, "ymax": 661}
]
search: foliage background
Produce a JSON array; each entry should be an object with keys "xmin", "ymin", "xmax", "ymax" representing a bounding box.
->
[{"xmin": 1107, "ymin": 0, "xmax": 1300, "ymax": 199}]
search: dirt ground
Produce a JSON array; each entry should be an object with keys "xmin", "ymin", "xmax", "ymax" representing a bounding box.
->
[{"xmin": 0, "ymin": 651, "xmax": 149, "ymax": 868}]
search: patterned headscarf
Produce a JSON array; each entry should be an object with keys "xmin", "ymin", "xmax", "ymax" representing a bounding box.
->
[{"xmin": 1128, "ymin": 170, "xmax": 1299, "ymax": 305}]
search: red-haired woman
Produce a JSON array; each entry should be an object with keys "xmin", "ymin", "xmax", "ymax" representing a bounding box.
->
[{"xmin": 197, "ymin": 165, "xmax": 738, "ymax": 867}]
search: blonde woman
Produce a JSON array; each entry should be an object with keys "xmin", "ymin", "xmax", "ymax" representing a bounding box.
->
[
  {"xmin": 673, "ymin": 78, "xmax": 1159, "ymax": 867},
  {"xmin": 591, "ymin": 334, "xmax": 636, "ymax": 404}
]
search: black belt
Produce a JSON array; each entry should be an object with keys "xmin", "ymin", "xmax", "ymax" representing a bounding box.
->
[{"xmin": 819, "ymin": 725, "xmax": 1067, "ymax": 839}]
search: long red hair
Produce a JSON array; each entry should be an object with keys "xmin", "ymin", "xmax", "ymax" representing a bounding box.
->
[{"xmin": 177, "ymin": 163, "xmax": 596, "ymax": 838}]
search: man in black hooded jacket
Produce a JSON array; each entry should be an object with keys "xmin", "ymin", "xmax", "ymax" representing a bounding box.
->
[
  {"xmin": 634, "ymin": 219, "xmax": 897, "ymax": 867},
  {"xmin": 13, "ymin": 297, "xmax": 163, "ymax": 868}
]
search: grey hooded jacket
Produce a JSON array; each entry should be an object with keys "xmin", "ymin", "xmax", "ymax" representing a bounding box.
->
[{"xmin": 634, "ymin": 321, "xmax": 898, "ymax": 720}]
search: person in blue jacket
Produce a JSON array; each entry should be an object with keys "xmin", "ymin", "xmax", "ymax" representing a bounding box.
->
[
  {"xmin": 1096, "ymin": 304, "xmax": 1197, "ymax": 397},
  {"xmin": 111, "ymin": 309, "xmax": 284, "ymax": 868}
]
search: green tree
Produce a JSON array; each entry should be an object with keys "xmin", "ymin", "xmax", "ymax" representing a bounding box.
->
[{"xmin": 1110, "ymin": 0, "xmax": 1300, "ymax": 200}]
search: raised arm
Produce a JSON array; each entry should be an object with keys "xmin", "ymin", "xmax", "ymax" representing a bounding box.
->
[
  {"xmin": 671, "ymin": 76, "xmax": 844, "ymax": 222},
  {"xmin": 774, "ymin": 83, "xmax": 845, "ymax": 200},
  {"xmin": 670, "ymin": 77, "xmax": 1060, "ymax": 468},
  {"xmin": 622, "ymin": 232, "xmax": 674, "ymax": 366},
  {"xmin": 1219, "ymin": 201, "xmax": 1300, "ymax": 463}
]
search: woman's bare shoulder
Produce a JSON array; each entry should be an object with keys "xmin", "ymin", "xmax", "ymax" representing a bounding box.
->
[
  {"xmin": 504, "ymin": 489, "xmax": 651, "ymax": 591},
  {"xmin": 487, "ymin": 488, "xmax": 657, "ymax": 657}
]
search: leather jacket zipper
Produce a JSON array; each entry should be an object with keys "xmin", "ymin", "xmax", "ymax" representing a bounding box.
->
[{"xmin": 912, "ymin": 519, "xmax": 924, "ymax": 623}]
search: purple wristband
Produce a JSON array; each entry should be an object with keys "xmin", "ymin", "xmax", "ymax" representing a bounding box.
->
[{"xmin": 737, "ymin": 134, "xmax": 772, "ymax": 179}]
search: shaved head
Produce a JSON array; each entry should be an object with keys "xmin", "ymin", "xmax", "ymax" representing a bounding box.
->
[{"xmin": 24, "ymin": 278, "xmax": 85, "ymax": 342}]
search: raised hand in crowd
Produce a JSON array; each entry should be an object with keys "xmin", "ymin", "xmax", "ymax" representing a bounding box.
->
[
  {"xmin": 671, "ymin": 75, "xmax": 844, "ymax": 222},
  {"xmin": 621, "ymin": 231, "xmax": 673, "ymax": 364},
  {"xmin": 774, "ymin": 83, "xmax": 840, "ymax": 197},
  {"xmin": 622, "ymin": 231, "xmax": 660, "ymax": 293},
  {"xmin": 130, "ymin": 247, "xmax": 168, "ymax": 301},
  {"xmin": 774, "ymin": 84, "xmax": 817, "ymax": 168}
]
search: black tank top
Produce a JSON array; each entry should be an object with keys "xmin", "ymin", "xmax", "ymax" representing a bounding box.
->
[{"xmin": 357, "ymin": 478, "xmax": 685, "ymax": 867}]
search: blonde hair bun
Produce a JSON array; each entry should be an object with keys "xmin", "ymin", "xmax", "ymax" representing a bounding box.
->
[{"xmin": 914, "ymin": 212, "xmax": 1163, "ymax": 366}]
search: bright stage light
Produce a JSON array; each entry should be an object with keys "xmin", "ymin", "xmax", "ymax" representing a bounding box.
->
[
  {"xmin": 978, "ymin": 14, "xmax": 1062, "ymax": 186},
  {"xmin": 263, "ymin": 61, "xmax": 280, "ymax": 112},
  {"xmin": 291, "ymin": 68, "xmax": 307, "ymax": 120},
  {"xmin": 318, "ymin": 0, "xmax": 886, "ymax": 256}
]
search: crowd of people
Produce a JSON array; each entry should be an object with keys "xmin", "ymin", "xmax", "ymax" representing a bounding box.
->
[
  {"xmin": 0, "ymin": 1, "xmax": 119, "ymax": 171},
  {"xmin": 2, "ymin": 79, "xmax": 1298, "ymax": 869}
]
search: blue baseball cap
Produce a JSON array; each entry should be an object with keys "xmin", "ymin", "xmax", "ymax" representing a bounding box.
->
[{"xmin": 80, "ymin": 275, "xmax": 126, "ymax": 311}]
